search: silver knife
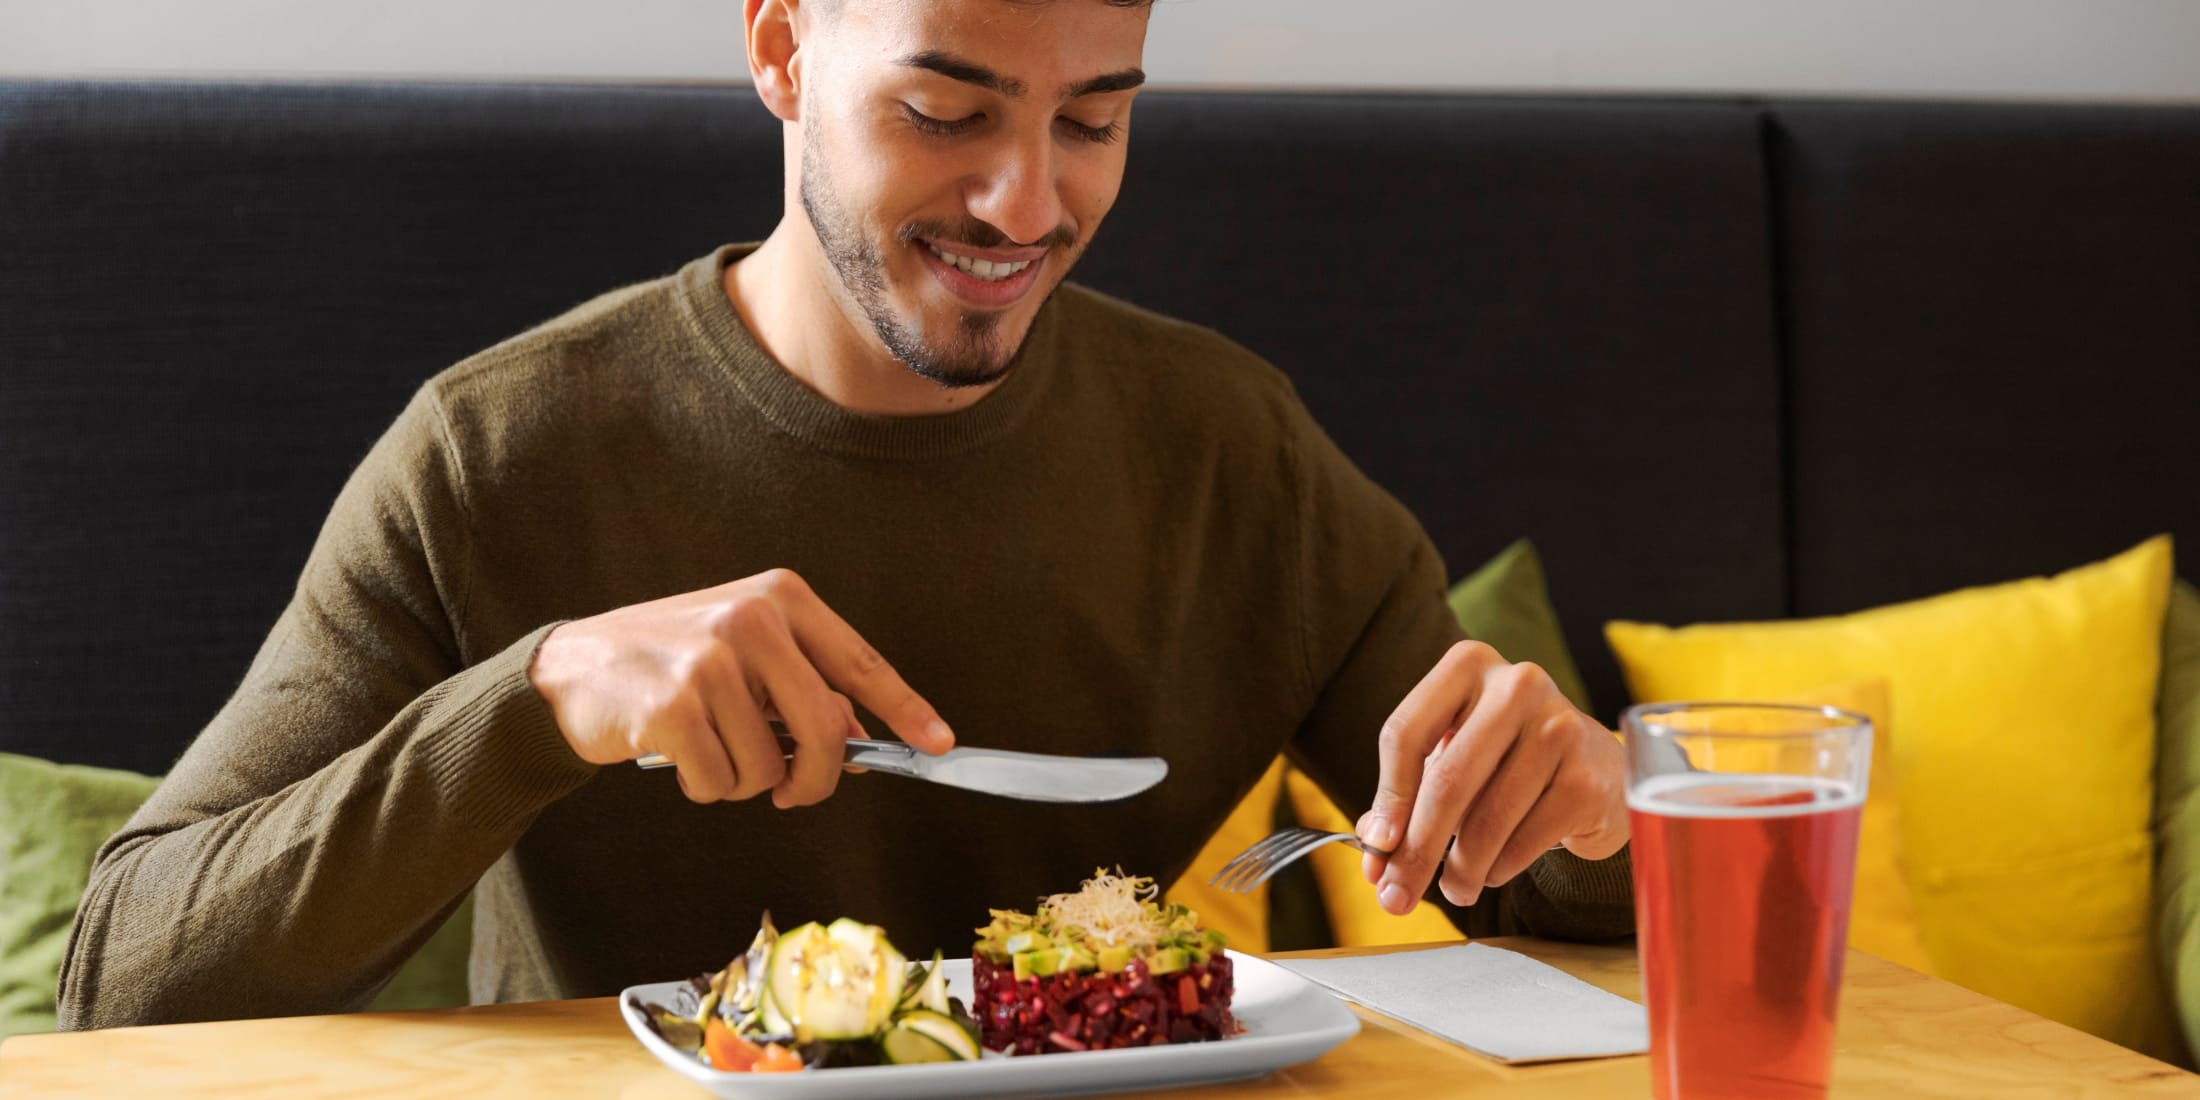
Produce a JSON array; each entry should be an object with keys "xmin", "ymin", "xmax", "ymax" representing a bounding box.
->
[{"xmin": 633, "ymin": 733, "xmax": 1167, "ymax": 803}]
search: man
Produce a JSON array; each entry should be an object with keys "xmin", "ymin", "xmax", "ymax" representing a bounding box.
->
[{"xmin": 59, "ymin": 0, "xmax": 1630, "ymax": 1029}]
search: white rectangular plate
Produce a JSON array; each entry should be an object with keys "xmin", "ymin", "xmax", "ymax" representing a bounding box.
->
[{"xmin": 620, "ymin": 950, "xmax": 1361, "ymax": 1099}]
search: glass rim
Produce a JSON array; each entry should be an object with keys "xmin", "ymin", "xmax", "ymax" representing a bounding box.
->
[{"xmin": 1621, "ymin": 700, "xmax": 1872, "ymax": 741}]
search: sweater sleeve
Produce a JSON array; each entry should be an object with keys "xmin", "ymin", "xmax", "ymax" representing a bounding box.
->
[
  {"xmin": 55, "ymin": 387, "xmax": 600, "ymax": 1029},
  {"xmin": 1276, "ymin": 399, "xmax": 1634, "ymax": 942}
]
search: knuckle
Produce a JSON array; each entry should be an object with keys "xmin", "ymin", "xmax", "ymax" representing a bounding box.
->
[
  {"xmin": 681, "ymin": 767, "xmax": 725, "ymax": 804},
  {"xmin": 642, "ymin": 686, "xmax": 687, "ymax": 727},
  {"xmin": 1445, "ymin": 639, "xmax": 1496, "ymax": 669},
  {"xmin": 1386, "ymin": 846, "xmax": 1429, "ymax": 881},
  {"xmin": 1376, "ymin": 714, "xmax": 1417, "ymax": 757},
  {"xmin": 1483, "ymin": 666, "xmax": 1530, "ymax": 711},
  {"xmin": 792, "ymin": 770, "xmax": 840, "ymax": 807},
  {"xmin": 757, "ymin": 567, "xmax": 811, "ymax": 601},
  {"xmin": 668, "ymin": 651, "xmax": 711, "ymax": 695},
  {"xmin": 1529, "ymin": 711, "xmax": 1572, "ymax": 750},
  {"xmin": 850, "ymin": 642, "xmax": 889, "ymax": 677},
  {"xmin": 1556, "ymin": 762, "xmax": 1606, "ymax": 807},
  {"xmin": 753, "ymin": 752, "xmax": 789, "ymax": 789},
  {"xmin": 719, "ymin": 594, "xmax": 783, "ymax": 639}
]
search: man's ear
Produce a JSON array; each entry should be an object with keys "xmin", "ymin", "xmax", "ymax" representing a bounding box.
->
[{"xmin": 746, "ymin": 0, "xmax": 804, "ymax": 122}]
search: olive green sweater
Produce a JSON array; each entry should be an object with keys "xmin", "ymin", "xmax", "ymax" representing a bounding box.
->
[{"xmin": 58, "ymin": 246, "xmax": 1631, "ymax": 1029}]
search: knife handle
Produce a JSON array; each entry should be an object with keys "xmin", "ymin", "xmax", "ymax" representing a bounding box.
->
[{"xmin": 633, "ymin": 733, "xmax": 917, "ymax": 771}]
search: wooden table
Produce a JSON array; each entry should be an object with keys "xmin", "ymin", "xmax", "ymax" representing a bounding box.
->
[{"xmin": 4, "ymin": 938, "xmax": 2192, "ymax": 1098}]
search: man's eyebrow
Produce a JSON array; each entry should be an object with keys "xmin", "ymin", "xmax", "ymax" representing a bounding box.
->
[
  {"xmin": 900, "ymin": 51, "xmax": 1026, "ymax": 99},
  {"xmin": 898, "ymin": 51, "xmax": 1146, "ymax": 102},
  {"xmin": 1064, "ymin": 69, "xmax": 1146, "ymax": 99}
]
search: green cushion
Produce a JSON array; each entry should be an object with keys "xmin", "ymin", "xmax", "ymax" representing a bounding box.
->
[
  {"xmin": 0, "ymin": 752, "xmax": 473, "ymax": 1038},
  {"xmin": 0, "ymin": 754, "xmax": 160, "ymax": 1037},
  {"xmin": 1445, "ymin": 537, "xmax": 1594, "ymax": 715},
  {"xmin": 2155, "ymin": 578, "xmax": 2200, "ymax": 1061}
]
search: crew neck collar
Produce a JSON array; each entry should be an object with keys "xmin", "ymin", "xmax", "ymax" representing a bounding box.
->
[{"xmin": 676, "ymin": 244, "xmax": 1059, "ymax": 461}]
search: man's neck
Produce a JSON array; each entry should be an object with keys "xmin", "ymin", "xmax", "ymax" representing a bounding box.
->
[{"xmin": 725, "ymin": 228, "xmax": 1002, "ymax": 416}]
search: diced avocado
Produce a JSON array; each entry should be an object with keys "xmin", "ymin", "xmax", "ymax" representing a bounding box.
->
[
  {"xmin": 1060, "ymin": 945, "xmax": 1098, "ymax": 973},
  {"xmin": 1018, "ymin": 949, "xmax": 1062, "ymax": 978},
  {"xmin": 1147, "ymin": 947, "xmax": 1189, "ymax": 975},
  {"xmin": 1003, "ymin": 931, "xmax": 1043, "ymax": 955},
  {"xmin": 1204, "ymin": 929, "xmax": 1228, "ymax": 951},
  {"xmin": 1097, "ymin": 946, "xmax": 1134, "ymax": 974}
]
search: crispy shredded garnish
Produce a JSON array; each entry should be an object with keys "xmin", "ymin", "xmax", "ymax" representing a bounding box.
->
[{"xmin": 1038, "ymin": 868, "xmax": 1167, "ymax": 951}]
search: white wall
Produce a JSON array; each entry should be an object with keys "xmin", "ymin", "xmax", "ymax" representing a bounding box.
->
[{"xmin": 4, "ymin": 0, "xmax": 2198, "ymax": 102}]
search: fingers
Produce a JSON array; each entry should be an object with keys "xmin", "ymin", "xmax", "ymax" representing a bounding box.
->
[
  {"xmin": 1378, "ymin": 659, "xmax": 1545, "ymax": 913},
  {"xmin": 834, "ymin": 693, "xmax": 873, "ymax": 774},
  {"xmin": 736, "ymin": 611, "xmax": 851, "ymax": 809},
  {"xmin": 1358, "ymin": 641, "xmax": 1502, "ymax": 859},
  {"xmin": 662, "ymin": 711, "xmax": 740, "ymax": 805},
  {"xmin": 1439, "ymin": 714, "xmax": 1569, "ymax": 904},
  {"xmin": 761, "ymin": 569, "xmax": 954, "ymax": 754},
  {"xmin": 1552, "ymin": 730, "xmax": 1632, "ymax": 861}
]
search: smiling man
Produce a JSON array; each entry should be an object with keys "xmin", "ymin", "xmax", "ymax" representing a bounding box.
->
[
  {"xmin": 60, "ymin": 0, "xmax": 1632, "ymax": 1029},
  {"xmin": 734, "ymin": 0, "xmax": 1145, "ymax": 410}
]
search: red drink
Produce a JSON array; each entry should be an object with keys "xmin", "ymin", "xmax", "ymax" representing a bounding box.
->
[{"xmin": 1630, "ymin": 774, "xmax": 1863, "ymax": 1100}]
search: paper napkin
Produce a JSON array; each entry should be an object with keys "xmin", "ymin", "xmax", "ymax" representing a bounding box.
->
[{"xmin": 1277, "ymin": 943, "xmax": 1648, "ymax": 1064}]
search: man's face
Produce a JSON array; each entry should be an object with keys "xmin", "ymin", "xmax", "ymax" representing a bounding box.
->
[{"xmin": 796, "ymin": 1, "xmax": 1148, "ymax": 388}]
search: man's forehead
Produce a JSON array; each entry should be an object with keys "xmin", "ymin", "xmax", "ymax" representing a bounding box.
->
[{"xmin": 832, "ymin": 0, "xmax": 1150, "ymax": 79}]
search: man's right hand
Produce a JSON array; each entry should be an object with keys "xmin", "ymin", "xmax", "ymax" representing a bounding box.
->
[{"xmin": 528, "ymin": 568, "xmax": 952, "ymax": 808}]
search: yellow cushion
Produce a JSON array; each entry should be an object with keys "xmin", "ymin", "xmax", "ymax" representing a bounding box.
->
[
  {"xmin": 1606, "ymin": 535, "xmax": 2178, "ymax": 1060},
  {"xmin": 1164, "ymin": 757, "xmax": 1286, "ymax": 954},
  {"xmin": 1765, "ymin": 679, "xmax": 1933, "ymax": 973},
  {"xmin": 1165, "ymin": 757, "xmax": 1466, "ymax": 951},
  {"xmin": 1282, "ymin": 768, "xmax": 1465, "ymax": 946}
]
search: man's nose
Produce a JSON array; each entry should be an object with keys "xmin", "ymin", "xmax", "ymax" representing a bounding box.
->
[{"xmin": 965, "ymin": 132, "xmax": 1063, "ymax": 248}]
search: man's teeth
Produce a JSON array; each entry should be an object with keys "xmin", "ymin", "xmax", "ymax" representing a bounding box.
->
[{"xmin": 927, "ymin": 245, "xmax": 1034, "ymax": 281}]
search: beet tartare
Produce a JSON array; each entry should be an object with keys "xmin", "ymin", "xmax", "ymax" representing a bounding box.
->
[{"xmin": 973, "ymin": 870, "xmax": 1236, "ymax": 1055}]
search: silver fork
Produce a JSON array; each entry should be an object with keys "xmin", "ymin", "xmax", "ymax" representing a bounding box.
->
[{"xmin": 1207, "ymin": 826, "xmax": 1387, "ymax": 894}]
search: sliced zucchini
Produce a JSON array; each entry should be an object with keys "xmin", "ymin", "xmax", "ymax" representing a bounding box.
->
[
  {"xmin": 880, "ymin": 1023, "xmax": 958, "ymax": 1065},
  {"xmin": 896, "ymin": 1007, "xmax": 980, "ymax": 1061},
  {"xmin": 901, "ymin": 950, "xmax": 952, "ymax": 1016},
  {"xmin": 764, "ymin": 919, "xmax": 908, "ymax": 1042}
]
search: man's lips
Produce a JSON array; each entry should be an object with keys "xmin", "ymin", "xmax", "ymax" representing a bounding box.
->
[{"xmin": 914, "ymin": 238, "xmax": 1047, "ymax": 308}]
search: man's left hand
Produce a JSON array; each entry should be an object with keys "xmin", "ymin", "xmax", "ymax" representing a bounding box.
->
[{"xmin": 1356, "ymin": 640, "xmax": 1630, "ymax": 914}]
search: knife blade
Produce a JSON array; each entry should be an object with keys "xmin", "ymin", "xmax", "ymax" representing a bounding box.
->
[{"xmin": 633, "ymin": 734, "xmax": 1167, "ymax": 803}]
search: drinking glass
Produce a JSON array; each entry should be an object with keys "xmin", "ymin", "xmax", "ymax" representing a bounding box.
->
[{"xmin": 1622, "ymin": 702, "xmax": 1872, "ymax": 1100}]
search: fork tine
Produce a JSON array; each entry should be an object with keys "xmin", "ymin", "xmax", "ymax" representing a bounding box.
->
[
  {"xmin": 1230, "ymin": 832, "xmax": 1356, "ymax": 894},
  {"xmin": 1208, "ymin": 826, "xmax": 1319, "ymax": 890},
  {"xmin": 1218, "ymin": 831, "xmax": 1331, "ymax": 894},
  {"xmin": 1215, "ymin": 827, "xmax": 1330, "ymax": 893},
  {"xmin": 1207, "ymin": 826, "xmax": 1305, "ymax": 889}
]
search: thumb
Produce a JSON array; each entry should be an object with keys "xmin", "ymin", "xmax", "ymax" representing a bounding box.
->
[{"xmin": 1357, "ymin": 754, "xmax": 1425, "ymax": 856}]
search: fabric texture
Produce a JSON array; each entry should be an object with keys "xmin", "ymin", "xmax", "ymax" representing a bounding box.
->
[
  {"xmin": 1606, "ymin": 536, "xmax": 2178, "ymax": 1061},
  {"xmin": 2155, "ymin": 579, "xmax": 2200, "ymax": 1060},
  {"xmin": 58, "ymin": 246, "xmax": 1633, "ymax": 1031},
  {"xmin": 0, "ymin": 753, "xmax": 473, "ymax": 1039}
]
